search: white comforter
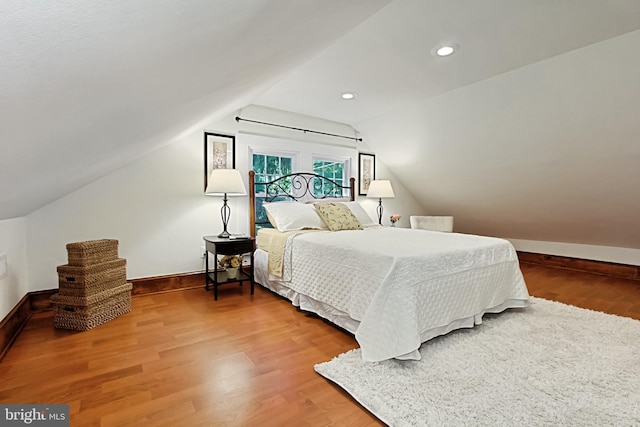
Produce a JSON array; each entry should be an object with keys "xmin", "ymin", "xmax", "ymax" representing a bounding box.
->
[{"xmin": 268, "ymin": 227, "xmax": 529, "ymax": 361}]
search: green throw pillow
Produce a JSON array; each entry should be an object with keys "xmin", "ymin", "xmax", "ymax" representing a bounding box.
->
[{"xmin": 314, "ymin": 202, "xmax": 363, "ymax": 231}]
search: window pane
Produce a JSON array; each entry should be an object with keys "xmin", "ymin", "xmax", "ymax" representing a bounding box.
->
[
  {"xmin": 266, "ymin": 156, "xmax": 280, "ymax": 174},
  {"xmin": 312, "ymin": 158, "xmax": 348, "ymax": 197},
  {"xmin": 255, "ymin": 174, "xmax": 265, "ymax": 193},
  {"xmin": 253, "ymin": 154, "xmax": 265, "ymax": 174},
  {"xmin": 281, "ymin": 158, "xmax": 292, "ymax": 175}
]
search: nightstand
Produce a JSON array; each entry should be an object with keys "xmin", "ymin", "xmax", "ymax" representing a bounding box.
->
[{"xmin": 203, "ymin": 236, "xmax": 255, "ymax": 300}]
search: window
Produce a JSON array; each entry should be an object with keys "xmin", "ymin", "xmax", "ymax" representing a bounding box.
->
[
  {"xmin": 252, "ymin": 152, "xmax": 295, "ymax": 229},
  {"xmin": 252, "ymin": 153, "xmax": 293, "ymax": 193},
  {"xmin": 312, "ymin": 157, "xmax": 350, "ymax": 198},
  {"xmin": 250, "ymin": 148, "xmax": 353, "ymax": 230}
]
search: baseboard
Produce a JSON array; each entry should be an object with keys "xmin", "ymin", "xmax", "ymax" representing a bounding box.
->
[
  {"xmin": 0, "ymin": 293, "xmax": 31, "ymax": 362},
  {"xmin": 508, "ymin": 238, "xmax": 640, "ymax": 266},
  {"xmin": 29, "ymin": 289, "xmax": 58, "ymax": 312},
  {"xmin": 0, "ymin": 271, "xmax": 205, "ymax": 362},
  {"xmin": 517, "ymin": 251, "xmax": 640, "ymax": 281},
  {"xmin": 129, "ymin": 271, "xmax": 204, "ymax": 296}
]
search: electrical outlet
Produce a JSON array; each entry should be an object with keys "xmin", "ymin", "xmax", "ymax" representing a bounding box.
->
[{"xmin": 201, "ymin": 245, "xmax": 207, "ymax": 258}]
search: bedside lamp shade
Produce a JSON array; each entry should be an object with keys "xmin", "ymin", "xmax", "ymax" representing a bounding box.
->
[
  {"xmin": 366, "ymin": 180, "xmax": 395, "ymax": 225},
  {"xmin": 366, "ymin": 180, "xmax": 395, "ymax": 199},
  {"xmin": 205, "ymin": 169, "xmax": 247, "ymax": 196},
  {"xmin": 205, "ymin": 169, "xmax": 247, "ymax": 238}
]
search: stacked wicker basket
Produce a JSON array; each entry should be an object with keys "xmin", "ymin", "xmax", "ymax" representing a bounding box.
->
[{"xmin": 51, "ymin": 239, "xmax": 132, "ymax": 331}]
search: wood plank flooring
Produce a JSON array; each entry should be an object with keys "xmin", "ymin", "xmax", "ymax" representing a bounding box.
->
[{"xmin": 1, "ymin": 265, "xmax": 639, "ymax": 426}]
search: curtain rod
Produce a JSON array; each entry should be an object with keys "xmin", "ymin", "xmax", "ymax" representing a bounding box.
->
[{"xmin": 235, "ymin": 116, "xmax": 362, "ymax": 142}]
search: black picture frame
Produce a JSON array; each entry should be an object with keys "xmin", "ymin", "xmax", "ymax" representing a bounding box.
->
[
  {"xmin": 358, "ymin": 152, "xmax": 375, "ymax": 195},
  {"xmin": 204, "ymin": 132, "xmax": 236, "ymax": 191}
]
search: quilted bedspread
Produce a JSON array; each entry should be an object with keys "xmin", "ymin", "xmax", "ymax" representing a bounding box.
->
[{"xmin": 281, "ymin": 227, "xmax": 530, "ymax": 361}]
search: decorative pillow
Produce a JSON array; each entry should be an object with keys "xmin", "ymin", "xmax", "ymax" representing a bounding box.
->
[
  {"xmin": 308, "ymin": 200, "xmax": 376, "ymax": 226},
  {"xmin": 263, "ymin": 202, "xmax": 327, "ymax": 232},
  {"xmin": 305, "ymin": 197, "xmax": 350, "ymax": 204},
  {"xmin": 314, "ymin": 202, "xmax": 364, "ymax": 231}
]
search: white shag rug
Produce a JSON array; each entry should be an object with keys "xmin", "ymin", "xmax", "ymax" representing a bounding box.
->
[{"xmin": 315, "ymin": 297, "xmax": 640, "ymax": 426}]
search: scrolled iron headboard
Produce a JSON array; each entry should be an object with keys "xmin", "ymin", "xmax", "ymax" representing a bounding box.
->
[{"xmin": 249, "ymin": 171, "xmax": 355, "ymax": 237}]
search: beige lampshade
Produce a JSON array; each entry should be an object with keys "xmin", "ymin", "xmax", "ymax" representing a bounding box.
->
[
  {"xmin": 205, "ymin": 169, "xmax": 247, "ymax": 196},
  {"xmin": 366, "ymin": 180, "xmax": 395, "ymax": 198}
]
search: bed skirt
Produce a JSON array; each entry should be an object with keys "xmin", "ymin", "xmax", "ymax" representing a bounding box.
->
[{"xmin": 254, "ymin": 248, "xmax": 527, "ymax": 361}]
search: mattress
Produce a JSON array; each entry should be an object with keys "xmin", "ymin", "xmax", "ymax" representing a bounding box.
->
[{"xmin": 255, "ymin": 227, "xmax": 530, "ymax": 362}]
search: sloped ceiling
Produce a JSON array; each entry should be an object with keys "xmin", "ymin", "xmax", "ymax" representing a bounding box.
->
[
  {"xmin": 2, "ymin": 0, "xmax": 640, "ymax": 250},
  {"xmin": 0, "ymin": 0, "xmax": 390, "ymax": 220}
]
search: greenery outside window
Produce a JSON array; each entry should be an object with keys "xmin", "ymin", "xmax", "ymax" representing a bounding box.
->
[
  {"xmin": 252, "ymin": 152, "xmax": 295, "ymax": 229},
  {"xmin": 312, "ymin": 157, "xmax": 350, "ymax": 198}
]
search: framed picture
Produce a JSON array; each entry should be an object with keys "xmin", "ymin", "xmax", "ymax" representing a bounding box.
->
[
  {"xmin": 204, "ymin": 132, "xmax": 236, "ymax": 191},
  {"xmin": 358, "ymin": 152, "xmax": 375, "ymax": 195}
]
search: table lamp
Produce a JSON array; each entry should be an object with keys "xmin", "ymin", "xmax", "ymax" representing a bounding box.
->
[
  {"xmin": 366, "ymin": 180, "xmax": 395, "ymax": 225},
  {"xmin": 205, "ymin": 169, "xmax": 247, "ymax": 238}
]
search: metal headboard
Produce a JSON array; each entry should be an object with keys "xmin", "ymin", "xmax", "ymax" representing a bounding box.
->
[{"xmin": 249, "ymin": 171, "xmax": 356, "ymax": 237}]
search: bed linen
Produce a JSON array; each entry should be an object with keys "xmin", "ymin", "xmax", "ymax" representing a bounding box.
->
[
  {"xmin": 255, "ymin": 227, "xmax": 530, "ymax": 362},
  {"xmin": 257, "ymin": 228, "xmax": 304, "ymax": 276}
]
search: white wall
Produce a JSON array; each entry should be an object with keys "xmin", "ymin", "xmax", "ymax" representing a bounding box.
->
[
  {"xmin": 356, "ymin": 30, "xmax": 640, "ymax": 264},
  {"xmin": 26, "ymin": 129, "xmax": 213, "ymax": 291},
  {"xmin": 24, "ymin": 106, "xmax": 424, "ymax": 293},
  {"xmin": 508, "ymin": 239, "xmax": 640, "ymax": 266},
  {"xmin": 0, "ymin": 217, "xmax": 29, "ymax": 320}
]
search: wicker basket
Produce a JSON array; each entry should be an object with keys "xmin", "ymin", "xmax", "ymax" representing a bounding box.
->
[
  {"xmin": 51, "ymin": 283, "xmax": 132, "ymax": 306},
  {"xmin": 66, "ymin": 239, "xmax": 119, "ymax": 267},
  {"xmin": 57, "ymin": 258, "xmax": 127, "ymax": 296},
  {"xmin": 52, "ymin": 285, "xmax": 132, "ymax": 331}
]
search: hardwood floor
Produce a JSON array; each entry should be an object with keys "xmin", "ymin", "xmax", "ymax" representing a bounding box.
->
[
  {"xmin": 1, "ymin": 265, "xmax": 639, "ymax": 426},
  {"xmin": 520, "ymin": 263, "xmax": 640, "ymax": 320}
]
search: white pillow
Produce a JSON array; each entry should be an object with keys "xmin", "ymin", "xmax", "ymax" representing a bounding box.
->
[
  {"xmin": 263, "ymin": 202, "xmax": 327, "ymax": 232},
  {"xmin": 343, "ymin": 201, "xmax": 377, "ymax": 226}
]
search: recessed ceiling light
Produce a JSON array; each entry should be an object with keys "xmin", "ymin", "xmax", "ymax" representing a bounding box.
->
[
  {"xmin": 432, "ymin": 43, "xmax": 459, "ymax": 57},
  {"xmin": 341, "ymin": 92, "xmax": 356, "ymax": 100}
]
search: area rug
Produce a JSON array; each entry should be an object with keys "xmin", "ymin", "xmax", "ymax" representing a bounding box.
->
[{"xmin": 315, "ymin": 297, "xmax": 640, "ymax": 426}]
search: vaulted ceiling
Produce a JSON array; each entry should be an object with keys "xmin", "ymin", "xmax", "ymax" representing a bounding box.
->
[
  {"xmin": 2, "ymin": 0, "xmax": 640, "ymax": 249},
  {"xmin": 0, "ymin": 0, "xmax": 390, "ymax": 219}
]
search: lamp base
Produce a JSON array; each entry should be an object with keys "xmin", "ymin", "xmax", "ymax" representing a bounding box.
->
[
  {"xmin": 218, "ymin": 194, "xmax": 231, "ymax": 238},
  {"xmin": 376, "ymin": 198, "xmax": 383, "ymax": 225}
]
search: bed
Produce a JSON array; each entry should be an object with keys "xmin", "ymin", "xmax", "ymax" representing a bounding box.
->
[{"xmin": 248, "ymin": 171, "xmax": 530, "ymax": 362}]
